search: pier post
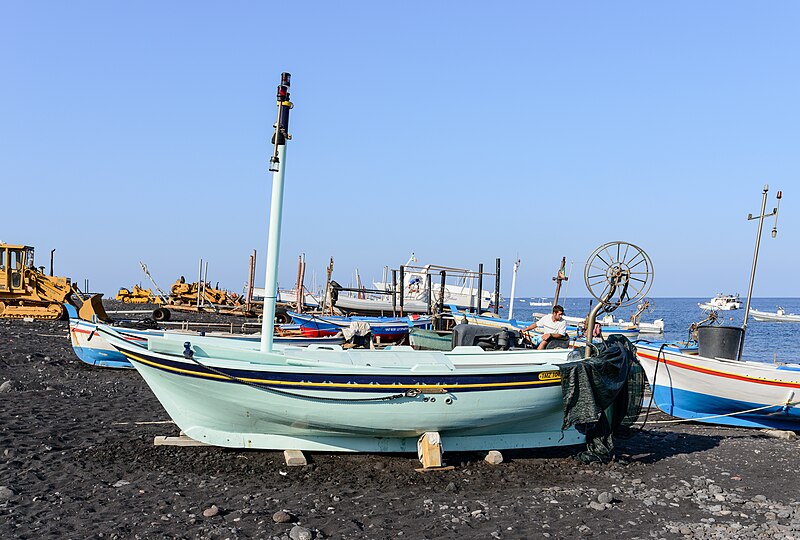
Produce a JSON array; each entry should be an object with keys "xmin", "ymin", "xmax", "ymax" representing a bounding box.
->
[
  {"xmin": 399, "ymin": 265, "xmax": 405, "ymax": 316},
  {"xmin": 494, "ymin": 258, "xmax": 500, "ymax": 315},
  {"xmin": 476, "ymin": 264, "xmax": 483, "ymax": 314},
  {"xmin": 391, "ymin": 270, "xmax": 397, "ymax": 317}
]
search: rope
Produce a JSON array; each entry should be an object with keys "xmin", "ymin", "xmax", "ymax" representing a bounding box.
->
[
  {"xmin": 637, "ymin": 343, "xmax": 667, "ymax": 430},
  {"xmin": 639, "ymin": 399, "xmax": 800, "ymax": 425},
  {"xmin": 182, "ymin": 350, "xmax": 421, "ymax": 404}
]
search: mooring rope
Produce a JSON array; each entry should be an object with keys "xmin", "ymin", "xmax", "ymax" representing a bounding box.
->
[
  {"xmin": 639, "ymin": 399, "xmax": 800, "ymax": 425},
  {"xmin": 182, "ymin": 349, "xmax": 421, "ymax": 404}
]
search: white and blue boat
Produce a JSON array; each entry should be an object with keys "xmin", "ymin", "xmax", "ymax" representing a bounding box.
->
[
  {"xmin": 636, "ymin": 342, "xmax": 800, "ymax": 430},
  {"xmin": 67, "ymin": 305, "xmax": 344, "ymax": 369},
  {"xmin": 637, "ymin": 186, "xmax": 798, "ymax": 430}
]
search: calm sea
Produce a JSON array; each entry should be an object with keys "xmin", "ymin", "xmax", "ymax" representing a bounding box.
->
[{"xmin": 500, "ymin": 297, "xmax": 800, "ymax": 365}]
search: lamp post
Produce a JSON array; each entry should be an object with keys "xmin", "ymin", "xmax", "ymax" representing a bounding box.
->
[{"xmin": 738, "ymin": 185, "xmax": 782, "ymax": 361}]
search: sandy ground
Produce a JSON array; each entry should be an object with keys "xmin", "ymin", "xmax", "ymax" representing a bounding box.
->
[{"xmin": 2, "ymin": 315, "xmax": 800, "ymax": 540}]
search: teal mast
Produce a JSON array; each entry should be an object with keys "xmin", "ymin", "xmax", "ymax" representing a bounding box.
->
[{"xmin": 260, "ymin": 72, "xmax": 293, "ymax": 352}]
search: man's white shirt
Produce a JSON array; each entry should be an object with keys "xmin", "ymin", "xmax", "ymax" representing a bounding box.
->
[{"xmin": 535, "ymin": 314, "xmax": 567, "ymax": 336}]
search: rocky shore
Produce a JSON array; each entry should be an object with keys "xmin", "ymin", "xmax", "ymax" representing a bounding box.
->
[{"xmin": 2, "ymin": 316, "xmax": 800, "ymax": 539}]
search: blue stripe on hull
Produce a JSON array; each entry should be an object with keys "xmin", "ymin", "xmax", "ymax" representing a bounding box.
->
[
  {"xmin": 72, "ymin": 346, "xmax": 134, "ymax": 369},
  {"xmin": 652, "ymin": 385, "xmax": 800, "ymax": 430},
  {"xmin": 123, "ymin": 349, "xmax": 562, "ymax": 393}
]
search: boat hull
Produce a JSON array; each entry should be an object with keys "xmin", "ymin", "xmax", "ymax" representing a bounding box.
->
[
  {"xmin": 102, "ymin": 327, "xmax": 584, "ymax": 452},
  {"xmin": 749, "ymin": 309, "xmax": 800, "ymax": 323},
  {"xmin": 636, "ymin": 345, "xmax": 800, "ymax": 429}
]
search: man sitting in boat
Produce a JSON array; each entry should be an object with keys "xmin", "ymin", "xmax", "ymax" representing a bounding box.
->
[{"xmin": 520, "ymin": 305, "xmax": 567, "ymax": 350}]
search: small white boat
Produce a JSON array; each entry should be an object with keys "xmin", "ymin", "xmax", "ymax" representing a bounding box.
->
[
  {"xmin": 529, "ymin": 298, "xmax": 551, "ymax": 307},
  {"xmin": 749, "ymin": 307, "xmax": 800, "ymax": 323},
  {"xmin": 699, "ymin": 293, "xmax": 741, "ymax": 311},
  {"xmin": 597, "ymin": 314, "xmax": 665, "ymax": 335}
]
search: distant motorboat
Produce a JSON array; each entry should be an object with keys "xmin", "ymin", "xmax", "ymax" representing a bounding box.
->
[
  {"xmin": 749, "ymin": 307, "xmax": 800, "ymax": 323},
  {"xmin": 699, "ymin": 293, "xmax": 741, "ymax": 311},
  {"xmin": 529, "ymin": 298, "xmax": 551, "ymax": 307},
  {"xmin": 597, "ymin": 314, "xmax": 665, "ymax": 335}
]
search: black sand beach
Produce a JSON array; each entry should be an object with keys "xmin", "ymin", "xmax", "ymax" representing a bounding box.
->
[{"xmin": 2, "ymin": 316, "xmax": 800, "ymax": 539}]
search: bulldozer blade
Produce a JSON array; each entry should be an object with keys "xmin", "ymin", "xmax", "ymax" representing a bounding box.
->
[{"xmin": 78, "ymin": 294, "xmax": 110, "ymax": 322}]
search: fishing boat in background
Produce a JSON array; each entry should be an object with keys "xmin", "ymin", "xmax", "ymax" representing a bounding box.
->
[
  {"xmin": 699, "ymin": 293, "xmax": 741, "ymax": 311},
  {"xmin": 529, "ymin": 298, "xmax": 550, "ymax": 307},
  {"xmin": 288, "ymin": 311, "xmax": 431, "ymax": 341},
  {"xmin": 67, "ymin": 305, "xmax": 344, "ymax": 369},
  {"xmin": 451, "ymin": 306, "xmax": 639, "ymax": 342},
  {"xmin": 334, "ymin": 254, "xmax": 496, "ymax": 316},
  {"xmin": 749, "ymin": 307, "xmax": 800, "ymax": 323},
  {"xmin": 332, "ymin": 289, "xmax": 430, "ymax": 315},
  {"xmin": 597, "ymin": 315, "xmax": 664, "ymax": 334}
]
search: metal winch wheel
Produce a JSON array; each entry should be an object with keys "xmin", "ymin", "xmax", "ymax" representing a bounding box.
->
[{"xmin": 584, "ymin": 241, "xmax": 653, "ymax": 312}]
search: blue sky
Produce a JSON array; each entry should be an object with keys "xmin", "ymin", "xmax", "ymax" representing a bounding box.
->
[{"xmin": 2, "ymin": 2, "xmax": 798, "ymax": 297}]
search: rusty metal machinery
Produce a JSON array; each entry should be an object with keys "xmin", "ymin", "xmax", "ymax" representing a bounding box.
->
[
  {"xmin": 0, "ymin": 243, "xmax": 108, "ymax": 321},
  {"xmin": 167, "ymin": 277, "xmax": 243, "ymax": 307}
]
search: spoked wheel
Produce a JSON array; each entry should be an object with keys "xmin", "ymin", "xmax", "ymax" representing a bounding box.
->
[{"xmin": 584, "ymin": 241, "xmax": 654, "ymax": 312}]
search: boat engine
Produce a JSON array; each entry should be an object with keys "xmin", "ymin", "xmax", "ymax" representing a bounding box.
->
[{"xmin": 451, "ymin": 324, "xmax": 519, "ymax": 351}]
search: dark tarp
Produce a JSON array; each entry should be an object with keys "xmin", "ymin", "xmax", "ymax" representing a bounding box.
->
[{"xmin": 559, "ymin": 335, "xmax": 645, "ymax": 463}]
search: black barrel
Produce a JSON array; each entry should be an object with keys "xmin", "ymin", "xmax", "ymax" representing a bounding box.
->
[{"xmin": 697, "ymin": 326, "xmax": 743, "ymax": 360}]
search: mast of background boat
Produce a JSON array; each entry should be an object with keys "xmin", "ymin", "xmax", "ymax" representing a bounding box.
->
[
  {"xmin": 738, "ymin": 185, "xmax": 782, "ymax": 361},
  {"xmin": 260, "ymin": 72, "xmax": 293, "ymax": 352},
  {"xmin": 508, "ymin": 258, "xmax": 520, "ymax": 319},
  {"xmin": 552, "ymin": 257, "xmax": 568, "ymax": 307}
]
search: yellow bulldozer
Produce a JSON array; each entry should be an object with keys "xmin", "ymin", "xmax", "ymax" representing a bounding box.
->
[
  {"xmin": 116, "ymin": 285, "xmax": 164, "ymax": 304},
  {"xmin": 0, "ymin": 243, "xmax": 108, "ymax": 321}
]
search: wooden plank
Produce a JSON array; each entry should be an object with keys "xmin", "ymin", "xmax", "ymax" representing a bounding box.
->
[
  {"xmin": 417, "ymin": 432, "xmax": 443, "ymax": 469},
  {"xmin": 284, "ymin": 449, "xmax": 307, "ymax": 466},
  {"xmin": 153, "ymin": 435, "xmax": 209, "ymax": 447},
  {"xmin": 415, "ymin": 465, "xmax": 455, "ymax": 473}
]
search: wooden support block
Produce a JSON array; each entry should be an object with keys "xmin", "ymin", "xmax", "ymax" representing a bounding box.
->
[
  {"xmin": 415, "ymin": 465, "xmax": 455, "ymax": 473},
  {"xmin": 153, "ymin": 435, "xmax": 209, "ymax": 447},
  {"xmin": 284, "ymin": 449, "xmax": 307, "ymax": 466},
  {"xmin": 417, "ymin": 431, "xmax": 443, "ymax": 469}
]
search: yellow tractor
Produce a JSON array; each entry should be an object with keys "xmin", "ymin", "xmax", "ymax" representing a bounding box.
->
[
  {"xmin": 116, "ymin": 285, "xmax": 164, "ymax": 304},
  {"xmin": 0, "ymin": 243, "xmax": 108, "ymax": 321}
]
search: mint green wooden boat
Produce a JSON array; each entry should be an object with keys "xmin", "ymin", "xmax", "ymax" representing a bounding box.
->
[{"xmin": 99, "ymin": 324, "xmax": 584, "ymax": 452}]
